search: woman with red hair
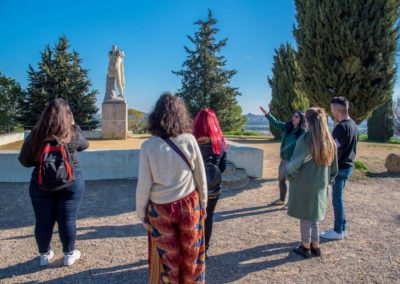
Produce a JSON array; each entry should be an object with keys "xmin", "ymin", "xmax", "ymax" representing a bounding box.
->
[{"xmin": 193, "ymin": 108, "xmax": 227, "ymax": 258}]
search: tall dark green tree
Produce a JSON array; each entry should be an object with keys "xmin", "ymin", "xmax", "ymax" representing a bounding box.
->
[
  {"xmin": 367, "ymin": 98, "xmax": 394, "ymax": 141},
  {"xmin": 0, "ymin": 72, "xmax": 25, "ymax": 132},
  {"xmin": 21, "ymin": 36, "xmax": 98, "ymax": 128},
  {"xmin": 173, "ymin": 10, "xmax": 247, "ymax": 131},
  {"xmin": 268, "ymin": 43, "xmax": 309, "ymax": 138},
  {"xmin": 294, "ymin": 0, "xmax": 399, "ymax": 124}
]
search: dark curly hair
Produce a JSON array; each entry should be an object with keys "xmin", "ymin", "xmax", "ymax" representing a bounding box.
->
[{"xmin": 148, "ymin": 92, "xmax": 192, "ymax": 138}]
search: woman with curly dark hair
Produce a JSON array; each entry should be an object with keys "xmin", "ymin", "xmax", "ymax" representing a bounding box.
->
[{"xmin": 136, "ymin": 92, "xmax": 208, "ymax": 284}]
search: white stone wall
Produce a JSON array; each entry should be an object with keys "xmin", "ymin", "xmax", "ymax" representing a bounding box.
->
[
  {"xmin": 227, "ymin": 141, "xmax": 264, "ymax": 178},
  {"xmin": 0, "ymin": 133, "xmax": 25, "ymax": 146},
  {"xmin": 0, "ymin": 142, "xmax": 263, "ymax": 182}
]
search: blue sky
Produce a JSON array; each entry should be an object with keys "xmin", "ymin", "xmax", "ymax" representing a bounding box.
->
[{"xmin": 0, "ymin": 0, "xmax": 399, "ymax": 114}]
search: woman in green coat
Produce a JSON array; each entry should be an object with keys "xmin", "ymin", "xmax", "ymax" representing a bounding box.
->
[
  {"xmin": 260, "ymin": 105, "xmax": 306, "ymax": 207},
  {"xmin": 286, "ymin": 107, "xmax": 338, "ymax": 258}
]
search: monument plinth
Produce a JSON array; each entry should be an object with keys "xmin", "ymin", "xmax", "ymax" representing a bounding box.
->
[
  {"xmin": 101, "ymin": 44, "xmax": 128, "ymax": 139},
  {"xmin": 102, "ymin": 100, "xmax": 128, "ymax": 139}
]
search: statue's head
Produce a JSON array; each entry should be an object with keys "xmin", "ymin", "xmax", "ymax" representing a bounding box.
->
[{"xmin": 111, "ymin": 45, "xmax": 117, "ymax": 52}]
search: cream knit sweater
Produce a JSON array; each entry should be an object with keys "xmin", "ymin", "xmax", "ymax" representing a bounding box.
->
[{"xmin": 136, "ymin": 133, "xmax": 208, "ymax": 221}]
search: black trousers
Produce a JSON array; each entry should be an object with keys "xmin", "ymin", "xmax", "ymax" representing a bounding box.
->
[
  {"xmin": 205, "ymin": 197, "xmax": 219, "ymax": 249},
  {"xmin": 29, "ymin": 167, "xmax": 84, "ymax": 254}
]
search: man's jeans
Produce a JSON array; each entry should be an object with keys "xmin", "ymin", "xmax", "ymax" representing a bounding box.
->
[{"xmin": 332, "ymin": 167, "xmax": 353, "ymax": 234}]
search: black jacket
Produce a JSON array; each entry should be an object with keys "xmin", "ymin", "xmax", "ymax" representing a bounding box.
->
[
  {"xmin": 18, "ymin": 125, "xmax": 89, "ymax": 168},
  {"xmin": 198, "ymin": 141, "xmax": 227, "ymax": 198}
]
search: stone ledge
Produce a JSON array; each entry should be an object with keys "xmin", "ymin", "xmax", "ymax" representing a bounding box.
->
[{"xmin": 0, "ymin": 141, "xmax": 264, "ymax": 182}]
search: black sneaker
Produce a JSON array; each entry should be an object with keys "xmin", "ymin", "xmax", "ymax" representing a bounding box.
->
[
  {"xmin": 310, "ymin": 244, "xmax": 322, "ymax": 257},
  {"xmin": 293, "ymin": 245, "xmax": 311, "ymax": 259}
]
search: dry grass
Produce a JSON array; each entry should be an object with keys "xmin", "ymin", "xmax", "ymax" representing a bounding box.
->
[{"xmin": 0, "ymin": 139, "xmax": 399, "ymax": 283}]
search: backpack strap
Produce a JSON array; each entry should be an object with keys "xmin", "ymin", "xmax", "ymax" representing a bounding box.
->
[{"xmin": 162, "ymin": 137, "xmax": 193, "ymax": 172}]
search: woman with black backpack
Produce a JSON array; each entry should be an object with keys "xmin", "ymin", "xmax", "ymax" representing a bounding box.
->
[
  {"xmin": 18, "ymin": 98, "xmax": 88, "ymax": 267},
  {"xmin": 193, "ymin": 108, "xmax": 227, "ymax": 258}
]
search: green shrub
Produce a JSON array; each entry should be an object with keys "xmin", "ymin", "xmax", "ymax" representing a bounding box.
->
[
  {"xmin": 354, "ymin": 160, "xmax": 369, "ymax": 172},
  {"xmin": 224, "ymin": 131, "xmax": 264, "ymax": 136},
  {"xmin": 358, "ymin": 134, "xmax": 368, "ymax": 141}
]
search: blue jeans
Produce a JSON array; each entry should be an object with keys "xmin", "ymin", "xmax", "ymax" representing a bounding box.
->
[
  {"xmin": 332, "ymin": 167, "xmax": 353, "ymax": 234},
  {"xmin": 29, "ymin": 167, "xmax": 84, "ymax": 254}
]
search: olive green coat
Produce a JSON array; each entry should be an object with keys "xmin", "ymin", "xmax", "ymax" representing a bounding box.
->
[
  {"xmin": 265, "ymin": 113, "xmax": 306, "ymax": 161},
  {"xmin": 286, "ymin": 133, "xmax": 338, "ymax": 221}
]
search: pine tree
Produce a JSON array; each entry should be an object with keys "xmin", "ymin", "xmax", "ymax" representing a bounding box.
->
[
  {"xmin": 294, "ymin": 0, "xmax": 399, "ymax": 124},
  {"xmin": 268, "ymin": 43, "xmax": 309, "ymax": 138},
  {"xmin": 173, "ymin": 10, "xmax": 247, "ymax": 131},
  {"xmin": 367, "ymin": 98, "xmax": 394, "ymax": 141},
  {"xmin": 21, "ymin": 36, "xmax": 98, "ymax": 128},
  {"xmin": 0, "ymin": 72, "xmax": 25, "ymax": 132}
]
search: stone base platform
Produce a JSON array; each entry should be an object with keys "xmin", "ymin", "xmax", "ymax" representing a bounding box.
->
[{"xmin": 102, "ymin": 101, "xmax": 128, "ymax": 139}]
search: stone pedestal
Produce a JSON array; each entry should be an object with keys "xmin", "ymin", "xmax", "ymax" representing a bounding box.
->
[{"xmin": 102, "ymin": 101, "xmax": 128, "ymax": 139}]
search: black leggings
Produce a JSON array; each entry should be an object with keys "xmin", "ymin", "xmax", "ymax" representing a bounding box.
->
[
  {"xmin": 29, "ymin": 167, "xmax": 84, "ymax": 254},
  {"xmin": 205, "ymin": 197, "xmax": 219, "ymax": 249}
]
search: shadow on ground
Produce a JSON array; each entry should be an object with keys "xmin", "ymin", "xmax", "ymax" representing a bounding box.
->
[
  {"xmin": 206, "ymin": 242, "xmax": 302, "ymax": 284},
  {"xmin": 0, "ymin": 259, "xmax": 148, "ymax": 283},
  {"xmin": 365, "ymin": 171, "xmax": 400, "ymax": 178},
  {"xmin": 221, "ymin": 178, "xmax": 270, "ymax": 199},
  {"xmin": 0, "ymin": 179, "xmax": 138, "ymax": 230},
  {"xmin": 215, "ymin": 205, "xmax": 283, "ymax": 222},
  {"xmin": 4, "ymin": 224, "xmax": 147, "ymax": 241},
  {"xmin": 0, "ymin": 177, "xmax": 271, "ymax": 230}
]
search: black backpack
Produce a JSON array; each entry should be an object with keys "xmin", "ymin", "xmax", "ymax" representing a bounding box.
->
[
  {"xmin": 38, "ymin": 140, "xmax": 74, "ymax": 192},
  {"xmin": 204, "ymin": 156, "xmax": 222, "ymax": 191}
]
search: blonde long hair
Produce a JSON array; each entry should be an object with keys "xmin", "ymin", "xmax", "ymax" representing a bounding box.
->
[{"xmin": 305, "ymin": 108, "xmax": 336, "ymax": 166}]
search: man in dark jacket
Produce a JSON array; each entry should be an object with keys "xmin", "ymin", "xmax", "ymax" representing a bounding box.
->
[{"xmin": 321, "ymin": 97, "xmax": 358, "ymax": 240}]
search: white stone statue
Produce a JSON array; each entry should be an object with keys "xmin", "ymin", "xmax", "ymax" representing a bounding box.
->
[{"xmin": 104, "ymin": 45, "xmax": 125, "ymax": 102}]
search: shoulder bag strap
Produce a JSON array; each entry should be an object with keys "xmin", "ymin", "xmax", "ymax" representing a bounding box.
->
[{"xmin": 162, "ymin": 137, "xmax": 193, "ymax": 172}]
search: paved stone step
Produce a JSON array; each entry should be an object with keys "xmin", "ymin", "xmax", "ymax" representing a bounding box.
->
[
  {"xmin": 222, "ymin": 169, "xmax": 250, "ymax": 190},
  {"xmin": 223, "ymin": 161, "xmax": 237, "ymax": 175}
]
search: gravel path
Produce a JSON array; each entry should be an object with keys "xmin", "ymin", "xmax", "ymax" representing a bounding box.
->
[{"xmin": 1, "ymin": 141, "xmax": 399, "ymax": 283}]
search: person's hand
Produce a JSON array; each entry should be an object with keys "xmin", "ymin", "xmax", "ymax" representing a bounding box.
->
[
  {"xmin": 260, "ymin": 106, "xmax": 269, "ymax": 116},
  {"xmin": 201, "ymin": 208, "xmax": 207, "ymax": 220},
  {"xmin": 141, "ymin": 219, "xmax": 149, "ymax": 230}
]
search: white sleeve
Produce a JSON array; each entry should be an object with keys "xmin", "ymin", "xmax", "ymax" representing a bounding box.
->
[
  {"xmin": 136, "ymin": 143, "xmax": 153, "ymax": 222},
  {"xmin": 192, "ymin": 137, "xmax": 208, "ymax": 209}
]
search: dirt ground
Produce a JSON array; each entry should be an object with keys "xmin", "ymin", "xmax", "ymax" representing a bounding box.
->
[{"xmin": 0, "ymin": 139, "xmax": 399, "ymax": 283}]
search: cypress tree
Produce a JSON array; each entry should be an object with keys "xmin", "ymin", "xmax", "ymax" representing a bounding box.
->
[
  {"xmin": 173, "ymin": 10, "xmax": 247, "ymax": 131},
  {"xmin": 367, "ymin": 98, "xmax": 394, "ymax": 141},
  {"xmin": 268, "ymin": 43, "xmax": 309, "ymax": 138},
  {"xmin": 21, "ymin": 36, "xmax": 98, "ymax": 128},
  {"xmin": 294, "ymin": 0, "xmax": 399, "ymax": 124}
]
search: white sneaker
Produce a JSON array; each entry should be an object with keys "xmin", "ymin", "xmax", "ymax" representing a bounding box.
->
[
  {"xmin": 64, "ymin": 249, "xmax": 81, "ymax": 266},
  {"xmin": 342, "ymin": 230, "xmax": 348, "ymax": 238},
  {"xmin": 283, "ymin": 203, "xmax": 288, "ymax": 210},
  {"xmin": 40, "ymin": 249, "xmax": 55, "ymax": 266},
  {"xmin": 320, "ymin": 228, "xmax": 344, "ymax": 240}
]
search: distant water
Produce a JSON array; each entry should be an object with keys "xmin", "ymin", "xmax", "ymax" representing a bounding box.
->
[{"xmin": 244, "ymin": 124, "xmax": 368, "ymax": 135}]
